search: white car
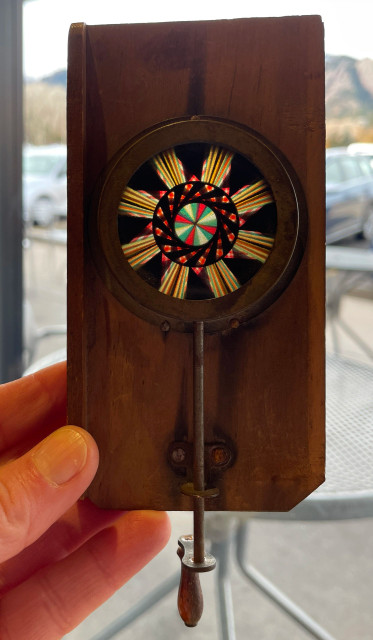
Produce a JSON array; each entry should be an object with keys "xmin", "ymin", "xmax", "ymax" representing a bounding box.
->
[
  {"xmin": 348, "ymin": 142, "xmax": 373, "ymax": 162},
  {"xmin": 23, "ymin": 144, "xmax": 67, "ymax": 226}
]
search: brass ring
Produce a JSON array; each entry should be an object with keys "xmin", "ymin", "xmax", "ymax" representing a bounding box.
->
[{"xmin": 89, "ymin": 116, "xmax": 307, "ymax": 332}]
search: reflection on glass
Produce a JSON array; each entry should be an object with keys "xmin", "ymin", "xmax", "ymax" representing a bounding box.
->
[{"xmin": 118, "ymin": 143, "xmax": 276, "ymax": 299}]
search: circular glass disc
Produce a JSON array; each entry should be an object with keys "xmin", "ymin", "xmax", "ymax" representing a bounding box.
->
[
  {"xmin": 174, "ymin": 202, "xmax": 217, "ymax": 246},
  {"xmin": 118, "ymin": 143, "xmax": 277, "ymax": 301}
]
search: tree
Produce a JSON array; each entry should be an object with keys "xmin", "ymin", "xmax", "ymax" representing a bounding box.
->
[{"xmin": 24, "ymin": 82, "xmax": 66, "ymax": 145}]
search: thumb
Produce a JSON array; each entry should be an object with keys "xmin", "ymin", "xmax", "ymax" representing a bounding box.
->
[{"xmin": 0, "ymin": 426, "xmax": 99, "ymax": 563}]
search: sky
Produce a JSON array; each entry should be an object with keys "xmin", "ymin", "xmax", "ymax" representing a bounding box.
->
[{"xmin": 23, "ymin": 0, "xmax": 373, "ymax": 79}]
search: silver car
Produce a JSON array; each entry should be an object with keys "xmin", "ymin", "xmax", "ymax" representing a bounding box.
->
[
  {"xmin": 326, "ymin": 147, "xmax": 373, "ymax": 244},
  {"xmin": 23, "ymin": 144, "xmax": 67, "ymax": 226}
]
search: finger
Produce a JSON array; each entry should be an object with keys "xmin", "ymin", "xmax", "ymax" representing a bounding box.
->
[
  {"xmin": 0, "ymin": 500, "xmax": 123, "ymax": 597},
  {"xmin": 0, "ymin": 426, "xmax": 98, "ymax": 563},
  {"xmin": 0, "ymin": 362, "xmax": 67, "ymax": 454},
  {"xmin": 0, "ymin": 510, "xmax": 171, "ymax": 640}
]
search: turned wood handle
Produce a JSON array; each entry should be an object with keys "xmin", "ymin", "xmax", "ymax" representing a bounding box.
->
[{"xmin": 177, "ymin": 562, "xmax": 203, "ymax": 627}]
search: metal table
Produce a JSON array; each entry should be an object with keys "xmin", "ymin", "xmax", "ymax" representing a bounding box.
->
[
  {"xmin": 209, "ymin": 353, "xmax": 373, "ymax": 640},
  {"xmin": 262, "ymin": 353, "xmax": 373, "ymax": 521},
  {"xmin": 325, "ymin": 246, "xmax": 373, "ymax": 359},
  {"xmin": 90, "ymin": 352, "xmax": 373, "ymax": 640},
  {"xmin": 326, "ymin": 246, "xmax": 373, "ymax": 272}
]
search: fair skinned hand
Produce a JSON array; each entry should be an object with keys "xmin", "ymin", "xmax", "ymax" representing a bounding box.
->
[{"xmin": 0, "ymin": 362, "xmax": 170, "ymax": 639}]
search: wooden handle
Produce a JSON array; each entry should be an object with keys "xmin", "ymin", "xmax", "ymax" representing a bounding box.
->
[{"xmin": 177, "ymin": 563, "xmax": 203, "ymax": 627}]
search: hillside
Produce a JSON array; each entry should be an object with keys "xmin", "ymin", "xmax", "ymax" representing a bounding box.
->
[
  {"xmin": 24, "ymin": 56, "xmax": 373, "ymax": 146},
  {"xmin": 38, "ymin": 59, "xmax": 373, "ymax": 120},
  {"xmin": 326, "ymin": 55, "xmax": 373, "ymax": 119},
  {"xmin": 325, "ymin": 55, "xmax": 373, "ymax": 145}
]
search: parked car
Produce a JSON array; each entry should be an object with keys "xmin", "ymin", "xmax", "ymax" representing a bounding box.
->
[
  {"xmin": 326, "ymin": 147, "xmax": 373, "ymax": 244},
  {"xmin": 23, "ymin": 144, "xmax": 67, "ymax": 226},
  {"xmin": 348, "ymin": 142, "xmax": 373, "ymax": 167}
]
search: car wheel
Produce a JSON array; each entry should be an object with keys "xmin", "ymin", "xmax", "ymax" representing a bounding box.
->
[
  {"xmin": 31, "ymin": 197, "xmax": 55, "ymax": 226},
  {"xmin": 363, "ymin": 206, "xmax": 373, "ymax": 246}
]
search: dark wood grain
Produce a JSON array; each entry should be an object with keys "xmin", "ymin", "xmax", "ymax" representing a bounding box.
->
[
  {"xmin": 67, "ymin": 17, "xmax": 325, "ymax": 511},
  {"xmin": 177, "ymin": 564, "xmax": 203, "ymax": 627}
]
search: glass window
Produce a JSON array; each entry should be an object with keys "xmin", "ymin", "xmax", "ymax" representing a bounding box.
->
[
  {"xmin": 57, "ymin": 159, "xmax": 67, "ymax": 179},
  {"xmin": 339, "ymin": 156, "xmax": 363, "ymax": 180},
  {"xmin": 356, "ymin": 156, "xmax": 373, "ymax": 176},
  {"xmin": 326, "ymin": 158, "xmax": 344, "ymax": 184}
]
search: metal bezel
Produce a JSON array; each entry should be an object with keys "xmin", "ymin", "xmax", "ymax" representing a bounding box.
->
[{"xmin": 89, "ymin": 117, "xmax": 307, "ymax": 332}]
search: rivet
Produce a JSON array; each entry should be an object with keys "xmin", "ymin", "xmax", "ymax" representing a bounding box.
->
[
  {"xmin": 171, "ymin": 447, "xmax": 187, "ymax": 463},
  {"xmin": 229, "ymin": 318, "xmax": 240, "ymax": 330},
  {"xmin": 211, "ymin": 446, "xmax": 231, "ymax": 466}
]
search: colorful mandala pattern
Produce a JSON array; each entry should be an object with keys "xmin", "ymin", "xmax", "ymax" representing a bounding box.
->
[
  {"xmin": 118, "ymin": 144, "xmax": 276, "ymax": 300},
  {"xmin": 174, "ymin": 203, "xmax": 217, "ymax": 246}
]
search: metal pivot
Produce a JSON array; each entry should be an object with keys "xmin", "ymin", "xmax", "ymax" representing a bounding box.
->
[{"xmin": 177, "ymin": 321, "xmax": 217, "ymax": 627}]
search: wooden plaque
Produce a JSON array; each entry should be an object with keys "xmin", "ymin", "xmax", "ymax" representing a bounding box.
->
[{"xmin": 67, "ymin": 17, "xmax": 325, "ymax": 512}]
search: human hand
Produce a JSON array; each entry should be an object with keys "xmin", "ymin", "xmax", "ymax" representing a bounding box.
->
[{"xmin": 0, "ymin": 362, "xmax": 170, "ymax": 639}]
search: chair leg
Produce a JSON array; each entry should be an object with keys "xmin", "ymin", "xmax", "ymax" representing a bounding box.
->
[
  {"xmin": 337, "ymin": 317, "xmax": 373, "ymax": 360},
  {"xmin": 211, "ymin": 536, "xmax": 237, "ymax": 640},
  {"xmin": 235, "ymin": 523, "xmax": 337, "ymax": 640}
]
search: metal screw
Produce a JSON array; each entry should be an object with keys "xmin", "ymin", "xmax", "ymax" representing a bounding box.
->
[
  {"xmin": 171, "ymin": 447, "xmax": 187, "ymax": 464},
  {"xmin": 211, "ymin": 446, "xmax": 231, "ymax": 467},
  {"xmin": 229, "ymin": 318, "xmax": 240, "ymax": 330}
]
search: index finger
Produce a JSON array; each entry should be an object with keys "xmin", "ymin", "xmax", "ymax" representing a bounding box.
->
[{"xmin": 0, "ymin": 362, "xmax": 67, "ymax": 453}]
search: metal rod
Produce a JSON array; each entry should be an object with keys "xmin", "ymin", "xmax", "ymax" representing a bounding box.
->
[
  {"xmin": 193, "ymin": 496, "xmax": 205, "ymax": 563},
  {"xmin": 211, "ymin": 538, "xmax": 237, "ymax": 640},
  {"xmin": 193, "ymin": 320, "xmax": 205, "ymax": 563}
]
